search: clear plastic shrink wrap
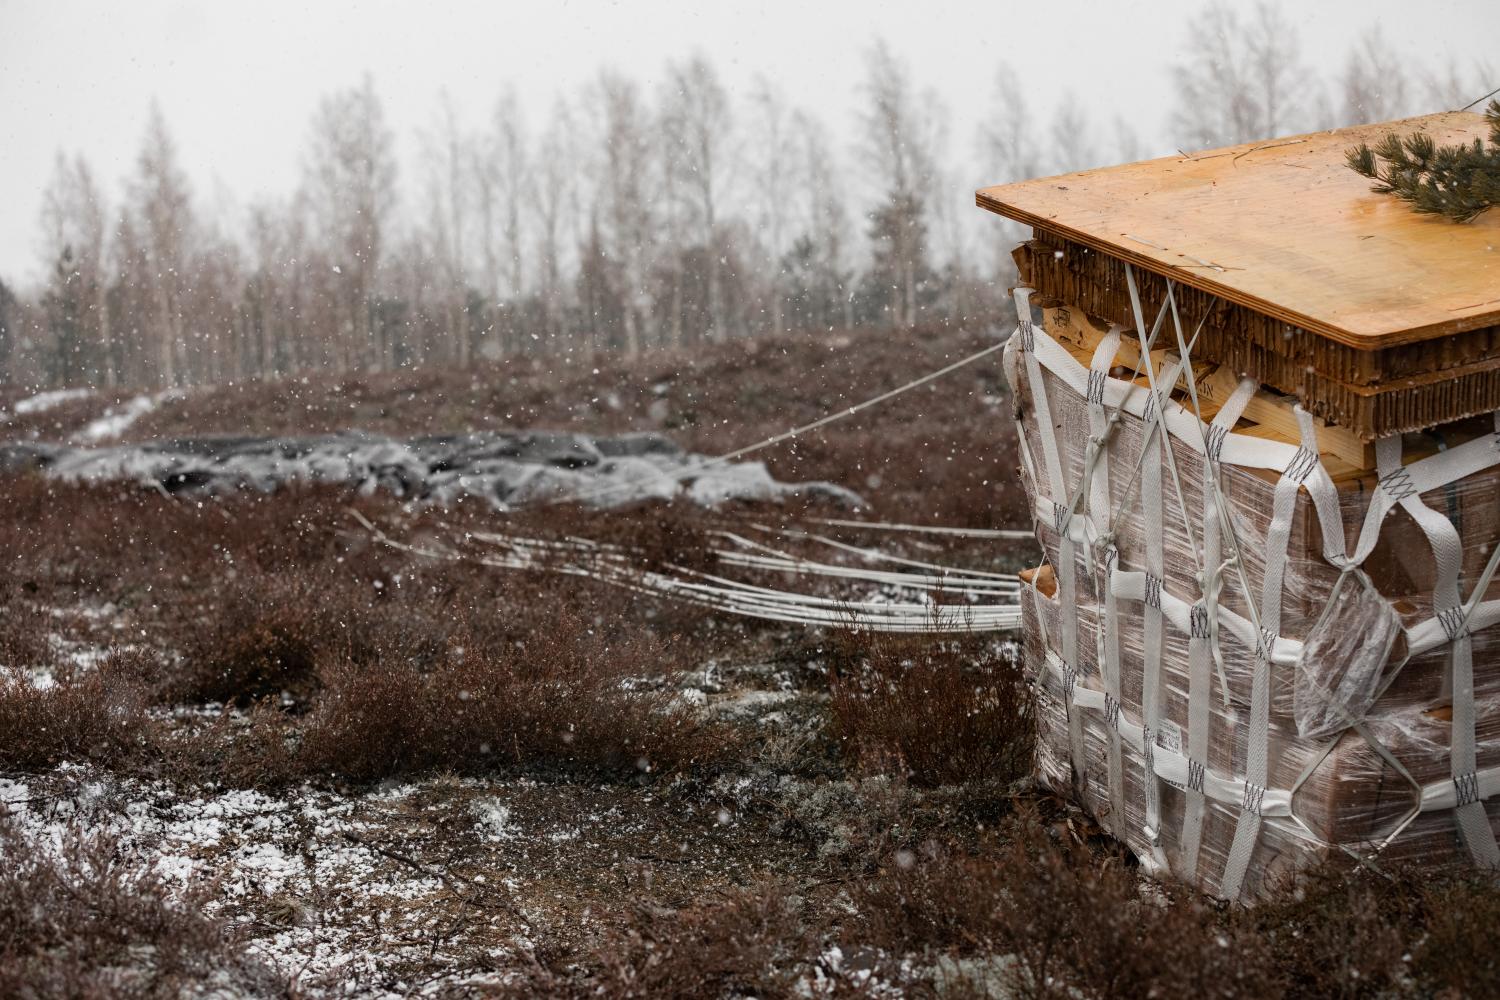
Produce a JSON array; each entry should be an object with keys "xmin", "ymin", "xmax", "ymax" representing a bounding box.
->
[{"xmin": 1009, "ymin": 294, "xmax": 1500, "ymax": 901}]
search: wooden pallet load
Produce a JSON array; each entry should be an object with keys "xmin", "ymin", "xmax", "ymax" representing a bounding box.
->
[{"xmin": 976, "ymin": 111, "xmax": 1500, "ymax": 901}]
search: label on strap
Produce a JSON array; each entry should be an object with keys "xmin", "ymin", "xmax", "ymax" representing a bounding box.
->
[{"xmin": 1155, "ymin": 718, "xmax": 1184, "ymax": 756}]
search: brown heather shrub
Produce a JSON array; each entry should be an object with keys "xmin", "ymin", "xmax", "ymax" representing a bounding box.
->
[
  {"xmin": 1246, "ymin": 861, "xmax": 1500, "ymax": 998},
  {"xmin": 596, "ymin": 890, "xmax": 814, "ymax": 999},
  {"xmin": 842, "ymin": 810, "xmax": 1500, "ymax": 999},
  {"xmin": 0, "ymin": 653, "xmax": 160, "ymax": 772},
  {"xmin": 171, "ymin": 574, "xmax": 332, "ymax": 705},
  {"xmin": 482, "ymin": 814, "xmax": 1500, "ymax": 1000},
  {"xmin": 0, "ymin": 584, "xmax": 55, "ymax": 671},
  {"xmin": 0, "ymin": 475, "xmax": 744, "ymax": 788},
  {"xmin": 828, "ymin": 629, "xmax": 1032, "ymax": 787},
  {"xmin": 0, "ymin": 822, "xmax": 276, "ymax": 998},
  {"xmin": 1247, "ymin": 863, "xmax": 1414, "ymax": 999},
  {"xmin": 1414, "ymin": 874, "xmax": 1500, "ymax": 996},
  {"xmin": 284, "ymin": 609, "xmax": 738, "ymax": 784},
  {"xmin": 1005, "ymin": 848, "xmax": 1278, "ymax": 1000},
  {"xmin": 847, "ymin": 811, "xmax": 1283, "ymax": 1000},
  {"xmin": 845, "ymin": 835, "xmax": 1011, "ymax": 959},
  {"xmin": 0, "ymin": 477, "xmax": 404, "ymax": 607},
  {"xmin": 503, "ymin": 884, "xmax": 816, "ymax": 999},
  {"xmin": 169, "ymin": 570, "xmax": 454, "ymax": 706}
]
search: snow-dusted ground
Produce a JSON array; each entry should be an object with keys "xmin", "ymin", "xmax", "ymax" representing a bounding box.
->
[
  {"xmin": 0, "ymin": 603, "xmax": 127, "ymax": 691},
  {"xmin": 0, "ymin": 743, "xmax": 828, "ymax": 995},
  {"xmin": 11, "ymin": 387, "xmax": 94, "ymax": 417},
  {"xmin": 4, "ymin": 768, "xmax": 519, "ymax": 993},
  {"xmin": 72, "ymin": 390, "xmax": 180, "ymax": 443},
  {"xmin": 4, "ymin": 429, "xmax": 863, "ymax": 510},
  {"xmin": 0, "ymin": 592, "xmax": 1024, "ymax": 995}
]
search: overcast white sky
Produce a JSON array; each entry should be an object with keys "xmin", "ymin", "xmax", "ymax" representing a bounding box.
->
[{"xmin": 2, "ymin": 0, "xmax": 1496, "ymax": 285}]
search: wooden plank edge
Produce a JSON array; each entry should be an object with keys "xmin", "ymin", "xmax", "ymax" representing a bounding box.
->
[{"xmin": 974, "ymin": 191, "xmax": 1498, "ymax": 350}]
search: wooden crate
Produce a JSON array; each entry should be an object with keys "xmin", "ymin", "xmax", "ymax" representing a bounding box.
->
[
  {"xmin": 977, "ymin": 112, "xmax": 1500, "ymax": 440},
  {"xmin": 1006, "ymin": 307, "xmax": 1500, "ymax": 900}
]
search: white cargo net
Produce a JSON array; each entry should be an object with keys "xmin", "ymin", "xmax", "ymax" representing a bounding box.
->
[{"xmin": 1008, "ymin": 270, "xmax": 1500, "ymax": 900}]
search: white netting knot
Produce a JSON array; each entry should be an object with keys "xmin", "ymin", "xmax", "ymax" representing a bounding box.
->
[{"xmin": 1198, "ymin": 551, "xmax": 1239, "ymax": 704}]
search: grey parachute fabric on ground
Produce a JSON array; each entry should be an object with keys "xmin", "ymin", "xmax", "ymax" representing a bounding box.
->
[{"xmin": 2, "ymin": 430, "xmax": 863, "ymax": 510}]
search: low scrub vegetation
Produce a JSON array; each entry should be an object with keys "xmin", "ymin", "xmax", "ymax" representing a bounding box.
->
[
  {"xmin": 483, "ymin": 802, "xmax": 1500, "ymax": 998},
  {"xmin": 0, "ymin": 823, "xmax": 273, "ymax": 998},
  {"xmin": 507, "ymin": 884, "xmax": 816, "ymax": 999},
  {"xmin": 0, "ymin": 480, "xmax": 744, "ymax": 788},
  {"xmin": 5, "ymin": 465, "xmax": 1500, "ymax": 994},
  {"xmin": 845, "ymin": 812, "xmax": 1280, "ymax": 999},
  {"xmin": 3, "ymin": 323, "xmax": 1500, "ymax": 994},
  {"xmin": 288, "ymin": 609, "xmax": 734, "ymax": 783},
  {"xmin": 828, "ymin": 628, "xmax": 1033, "ymax": 787},
  {"xmin": 0, "ymin": 653, "xmax": 159, "ymax": 773}
]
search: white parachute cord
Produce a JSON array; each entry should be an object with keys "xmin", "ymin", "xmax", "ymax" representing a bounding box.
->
[
  {"xmin": 538, "ymin": 338, "xmax": 1006, "ymax": 509},
  {"xmin": 748, "ymin": 523, "xmax": 1021, "ymax": 582},
  {"xmin": 803, "ymin": 517, "xmax": 1034, "ymax": 540}
]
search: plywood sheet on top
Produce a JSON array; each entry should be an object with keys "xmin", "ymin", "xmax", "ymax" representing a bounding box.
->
[{"xmin": 976, "ymin": 112, "xmax": 1500, "ymax": 350}]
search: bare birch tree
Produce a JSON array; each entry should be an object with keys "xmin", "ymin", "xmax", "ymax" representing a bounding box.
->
[
  {"xmin": 1048, "ymin": 92, "xmax": 1099, "ymax": 174},
  {"xmin": 533, "ymin": 98, "xmax": 577, "ymax": 344},
  {"xmin": 39, "ymin": 152, "xmax": 113, "ymax": 385},
  {"xmin": 1339, "ymin": 27, "xmax": 1416, "ymax": 125},
  {"xmin": 857, "ymin": 40, "xmax": 935, "ymax": 328},
  {"xmin": 791, "ymin": 109, "xmax": 853, "ymax": 330},
  {"xmin": 595, "ymin": 72, "xmax": 654, "ymax": 356},
  {"xmin": 747, "ymin": 77, "xmax": 797, "ymax": 336},
  {"xmin": 420, "ymin": 90, "xmax": 475, "ymax": 364},
  {"xmin": 474, "ymin": 86, "xmax": 529, "ymax": 335},
  {"xmin": 1170, "ymin": 1, "xmax": 1315, "ymax": 148},
  {"xmin": 662, "ymin": 54, "xmax": 733, "ymax": 342},
  {"xmin": 303, "ymin": 75, "xmax": 397, "ymax": 370},
  {"xmin": 978, "ymin": 66, "xmax": 1045, "ymax": 184},
  {"xmin": 1423, "ymin": 61, "xmax": 1498, "ymax": 113},
  {"xmin": 127, "ymin": 102, "xmax": 195, "ymax": 387}
]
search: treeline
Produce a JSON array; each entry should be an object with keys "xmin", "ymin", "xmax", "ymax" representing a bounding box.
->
[{"xmin": 0, "ymin": 6, "xmax": 1491, "ymax": 392}]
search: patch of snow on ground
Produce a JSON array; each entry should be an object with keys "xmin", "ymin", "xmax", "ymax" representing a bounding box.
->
[
  {"xmin": 472, "ymin": 797, "xmax": 517, "ymax": 841},
  {"xmin": 715, "ymin": 688, "xmax": 797, "ymax": 719},
  {"xmin": 2, "ymin": 768, "xmax": 464, "ymax": 993},
  {"xmin": 73, "ymin": 389, "xmax": 180, "ymax": 444},
  {"xmin": 1, "ymin": 666, "xmax": 55, "ymax": 690},
  {"xmin": 12, "ymin": 387, "xmax": 93, "ymax": 416},
  {"xmin": 0, "ymin": 634, "xmax": 118, "ymax": 692},
  {"xmin": 1, "ymin": 776, "xmax": 29, "ymax": 815}
]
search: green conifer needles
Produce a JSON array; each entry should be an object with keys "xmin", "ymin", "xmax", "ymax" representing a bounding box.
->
[{"xmin": 1346, "ymin": 101, "xmax": 1500, "ymax": 222}]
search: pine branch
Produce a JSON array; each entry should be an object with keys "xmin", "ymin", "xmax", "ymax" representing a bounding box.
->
[{"xmin": 1345, "ymin": 100, "xmax": 1500, "ymax": 222}]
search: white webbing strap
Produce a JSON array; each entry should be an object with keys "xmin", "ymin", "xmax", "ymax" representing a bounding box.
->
[
  {"xmin": 1038, "ymin": 650, "xmax": 1301, "ymax": 821},
  {"xmin": 1007, "ymin": 352, "xmax": 1045, "ymax": 537},
  {"xmin": 1015, "ymin": 287, "xmax": 1088, "ymax": 787},
  {"xmin": 1138, "ymin": 353, "xmax": 1169, "ymax": 870},
  {"xmin": 1131, "ymin": 270, "xmax": 1205, "ymax": 878},
  {"xmin": 1004, "ymin": 333, "xmax": 1046, "ymax": 560},
  {"xmin": 1373, "ymin": 435, "xmax": 1500, "ymax": 867},
  {"xmin": 1080, "ymin": 328, "xmax": 1122, "ymax": 539},
  {"xmin": 1348, "ymin": 430, "xmax": 1500, "ymax": 567},
  {"xmin": 1181, "ymin": 376, "xmax": 1256, "ymax": 882},
  {"xmin": 1014, "ymin": 290, "xmax": 1066, "ymax": 519},
  {"xmin": 1084, "ymin": 328, "xmax": 1129, "ymax": 836},
  {"xmin": 1021, "ymin": 307, "xmax": 1500, "ymax": 883},
  {"xmin": 1025, "ymin": 539, "xmax": 1053, "ymax": 681},
  {"xmin": 1220, "ymin": 406, "xmax": 1320, "ymax": 899}
]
